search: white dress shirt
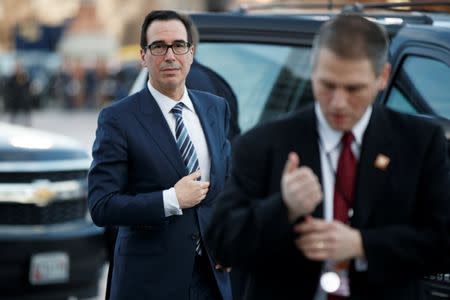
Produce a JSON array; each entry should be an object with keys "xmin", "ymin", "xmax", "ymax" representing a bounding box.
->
[
  {"xmin": 147, "ymin": 82, "xmax": 211, "ymax": 217},
  {"xmin": 313, "ymin": 103, "xmax": 372, "ymax": 300},
  {"xmin": 315, "ymin": 102, "xmax": 371, "ymax": 222}
]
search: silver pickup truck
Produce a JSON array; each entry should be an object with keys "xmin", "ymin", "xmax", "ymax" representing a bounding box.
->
[{"xmin": 0, "ymin": 122, "xmax": 105, "ymax": 300}]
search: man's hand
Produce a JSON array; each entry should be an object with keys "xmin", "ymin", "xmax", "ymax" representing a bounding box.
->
[
  {"xmin": 281, "ymin": 152, "xmax": 322, "ymax": 222},
  {"xmin": 293, "ymin": 216, "xmax": 364, "ymax": 261},
  {"xmin": 174, "ymin": 170, "xmax": 210, "ymax": 209}
]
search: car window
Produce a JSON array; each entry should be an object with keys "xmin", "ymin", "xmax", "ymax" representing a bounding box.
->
[
  {"xmin": 385, "ymin": 86, "xmax": 419, "ymax": 115},
  {"xmin": 196, "ymin": 43, "xmax": 314, "ymax": 132},
  {"xmin": 386, "ymin": 56, "xmax": 450, "ymax": 120}
]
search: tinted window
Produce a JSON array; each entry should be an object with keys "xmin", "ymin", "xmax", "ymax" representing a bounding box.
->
[
  {"xmin": 386, "ymin": 56, "xmax": 450, "ymax": 119},
  {"xmin": 386, "ymin": 87, "xmax": 418, "ymax": 115},
  {"xmin": 196, "ymin": 43, "xmax": 313, "ymax": 132}
]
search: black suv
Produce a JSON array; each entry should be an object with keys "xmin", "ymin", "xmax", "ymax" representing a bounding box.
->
[
  {"xmin": 0, "ymin": 122, "xmax": 106, "ymax": 299},
  {"xmin": 130, "ymin": 3, "xmax": 450, "ymax": 299}
]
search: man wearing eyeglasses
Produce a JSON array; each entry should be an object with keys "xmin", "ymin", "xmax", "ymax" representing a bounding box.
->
[{"xmin": 88, "ymin": 10, "xmax": 232, "ymax": 300}]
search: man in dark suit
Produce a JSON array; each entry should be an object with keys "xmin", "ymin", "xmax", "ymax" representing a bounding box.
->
[
  {"xmin": 5, "ymin": 61, "xmax": 32, "ymax": 126},
  {"xmin": 206, "ymin": 14, "xmax": 450, "ymax": 300},
  {"xmin": 88, "ymin": 10, "xmax": 232, "ymax": 300}
]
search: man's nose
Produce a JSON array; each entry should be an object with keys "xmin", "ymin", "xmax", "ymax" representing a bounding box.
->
[
  {"xmin": 164, "ymin": 47, "xmax": 176, "ymax": 60},
  {"xmin": 330, "ymin": 88, "xmax": 349, "ymax": 108}
]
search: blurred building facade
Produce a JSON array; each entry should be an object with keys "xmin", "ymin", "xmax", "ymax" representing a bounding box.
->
[
  {"xmin": 1, "ymin": 0, "xmax": 447, "ymax": 52},
  {"xmin": 0, "ymin": 0, "xmax": 210, "ymax": 52}
]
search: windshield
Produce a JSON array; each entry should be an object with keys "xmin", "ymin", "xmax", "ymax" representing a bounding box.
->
[{"xmin": 196, "ymin": 42, "xmax": 314, "ymax": 132}]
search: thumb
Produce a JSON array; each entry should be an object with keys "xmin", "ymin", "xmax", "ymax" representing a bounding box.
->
[{"xmin": 283, "ymin": 152, "xmax": 300, "ymax": 174}]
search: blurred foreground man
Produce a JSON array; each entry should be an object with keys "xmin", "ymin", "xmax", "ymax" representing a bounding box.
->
[
  {"xmin": 207, "ymin": 14, "xmax": 450, "ymax": 300},
  {"xmin": 88, "ymin": 10, "xmax": 231, "ymax": 300}
]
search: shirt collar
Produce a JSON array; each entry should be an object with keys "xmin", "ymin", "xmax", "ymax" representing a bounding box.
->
[
  {"xmin": 315, "ymin": 102, "xmax": 372, "ymax": 152},
  {"xmin": 147, "ymin": 81, "xmax": 195, "ymax": 114}
]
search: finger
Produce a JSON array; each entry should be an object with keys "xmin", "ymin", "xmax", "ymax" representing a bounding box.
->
[
  {"xmin": 295, "ymin": 238, "xmax": 329, "ymax": 261},
  {"xmin": 297, "ymin": 232, "xmax": 329, "ymax": 249},
  {"xmin": 294, "ymin": 218, "xmax": 327, "ymax": 234},
  {"xmin": 298, "ymin": 185, "xmax": 323, "ymax": 205},
  {"xmin": 189, "ymin": 170, "xmax": 202, "ymax": 180},
  {"xmin": 199, "ymin": 181, "xmax": 210, "ymax": 189},
  {"xmin": 304, "ymin": 215, "xmax": 314, "ymax": 223},
  {"xmin": 196, "ymin": 188, "xmax": 208, "ymax": 199},
  {"xmin": 285, "ymin": 168, "xmax": 318, "ymax": 189},
  {"xmin": 283, "ymin": 152, "xmax": 300, "ymax": 175},
  {"xmin": 303, "ymin": 250, "xmax": 329, "ymax": 261},
  {"xmin": 289, "ymin": 167, "xmax": 317, "ymax": 185}
]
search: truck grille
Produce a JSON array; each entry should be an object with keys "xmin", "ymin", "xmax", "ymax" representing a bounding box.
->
[
  {"xmin": 0, "ymin": 170, "xmax": 88, "ymax": 183},
  {"xmin": 0, "ymin": 198, "xmax": 87, "ymax": 225},
  {"xmin": 0, "ymin": 170, "xmax": 89, "ymax": 225}
]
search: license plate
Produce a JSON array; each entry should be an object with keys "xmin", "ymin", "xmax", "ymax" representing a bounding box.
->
[{"xmin": 29, "ymin": 252, "xmax": 69, "ymax": 285}]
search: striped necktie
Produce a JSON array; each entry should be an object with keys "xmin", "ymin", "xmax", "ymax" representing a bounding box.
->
[
  {"xmin": 171, "ymin": 102, "xmax": 200, "ymax": 174},
  {"xmin": 171, "ymin": 102, "xmax": 202, "ymax": 255}
]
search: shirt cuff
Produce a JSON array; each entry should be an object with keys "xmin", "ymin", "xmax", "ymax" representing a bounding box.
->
[{"xmin": 163, "ymin": 187, "xmax": 183, "ymax": 217}]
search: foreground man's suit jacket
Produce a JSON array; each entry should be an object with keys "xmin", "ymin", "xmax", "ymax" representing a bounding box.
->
[
  {"xmin": 207, "ymin": 104, "xmax": 450, "ymax": 300},
  {"xmin": 88, "ymin": 87, "xmax": 232, "ymax": 300}
]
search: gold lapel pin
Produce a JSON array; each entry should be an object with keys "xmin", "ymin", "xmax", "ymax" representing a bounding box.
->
[{"xmin": 374, "ymin": 154, "xmax": 390, "ymax": 170}]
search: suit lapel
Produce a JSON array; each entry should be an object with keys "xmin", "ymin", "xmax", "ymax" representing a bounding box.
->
[
  {"xmin": 133, "ymin": 88, "xmax": 186, "ymax": 177},
  {"xmin": 352, "ymin": 106, "xmax": 394, "ymax": 228},
  {"xmin": 189, "ymin": 91, "xmax": 220, "ymax": 198}
]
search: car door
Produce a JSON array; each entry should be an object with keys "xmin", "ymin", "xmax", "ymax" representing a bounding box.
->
[
  {"xmin": 191, "ymin": 14, "xmax": 322, "ymax": 133},
  {"xmin": 191, "ymin": 13, "xmax": 404, "ymax": 134},
  {"xmin": 378, "ymin": 23, "xmax": 450, "ymax": 299},
  {"xmin": 378, "ymin": 23, "xmax": 450, "ymax": 145}
]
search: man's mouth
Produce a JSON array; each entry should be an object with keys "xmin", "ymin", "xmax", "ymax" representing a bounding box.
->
[
  {"xmin": 331, "ymin": 113, "xmax": 347, "ymax": 123},
  {"xmin": 161, "ymin": 65, "xmax": 180, "ymax": 72}
]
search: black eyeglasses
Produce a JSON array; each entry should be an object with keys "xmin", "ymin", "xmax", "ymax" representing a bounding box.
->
[{"xmin": 145, "ymin": 41, "xmax": 192, "ymax": 56}]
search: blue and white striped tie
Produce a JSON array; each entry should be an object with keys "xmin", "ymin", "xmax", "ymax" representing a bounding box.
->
[
  {"xmin": 171, "ymin": 102, "xmax": 202, "ymax": 256},
  {"xmin": 171, "ymin": 103, "xmax": 200, "ymax": 174}
]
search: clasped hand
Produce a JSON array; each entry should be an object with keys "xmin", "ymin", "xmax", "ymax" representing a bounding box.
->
[
  {"xmin": 175, "ymin": 170, "xmax": 210, "ymax": 209},
  {"xmin": 281, "ymin": 152, "xmax": 323, "ymax": 221},
  {"xmin": 293, "ymin": 216, "xmax": 364, "ymax": 261}
]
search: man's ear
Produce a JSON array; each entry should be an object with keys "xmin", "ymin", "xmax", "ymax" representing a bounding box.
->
[
  {"xmin": 378, "ymin": 63, "xmax": 391, "ymax": 90},
  {"xmin": 188, "ymin": 46, "xmax": 195, "ymax": 65},
  {"xmin": 140, "ymin": 49, "xmax": 146, "ymax": 67}
]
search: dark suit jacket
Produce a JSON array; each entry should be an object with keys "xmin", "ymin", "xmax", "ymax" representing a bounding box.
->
[
  {"xmin": 206, "ymin": 104, "xmax": 450, "ymax": 300},
  {"xmin": 88, "ymin": 87, "xmax": 232, "ymax": 300}
]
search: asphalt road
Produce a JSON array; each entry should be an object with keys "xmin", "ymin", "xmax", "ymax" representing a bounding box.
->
[{"xmin": 0, "ymin": 108, "xmax": 101, "ymax": 150}]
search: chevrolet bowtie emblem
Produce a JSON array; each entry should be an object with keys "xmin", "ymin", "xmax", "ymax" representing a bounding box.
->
[
  {"xmin": 374, "ymin": 154, "xmax": 390, "ymax": 170},
  {"xmin": 32, "ymin": 186, "xmax": 56, "ymax": 207}
]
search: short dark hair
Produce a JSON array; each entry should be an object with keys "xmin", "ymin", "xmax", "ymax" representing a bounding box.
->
[
  {"xmin": 311, "ymin": 14, "xmax": 389, "ymax": 75},
  {"xmin": 140, "ymin": 10, "xmax": 193, "ymax": 50},
  {"xmin": 186, "ymin": 15, "xmax": 200, "ymax": 48}
]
